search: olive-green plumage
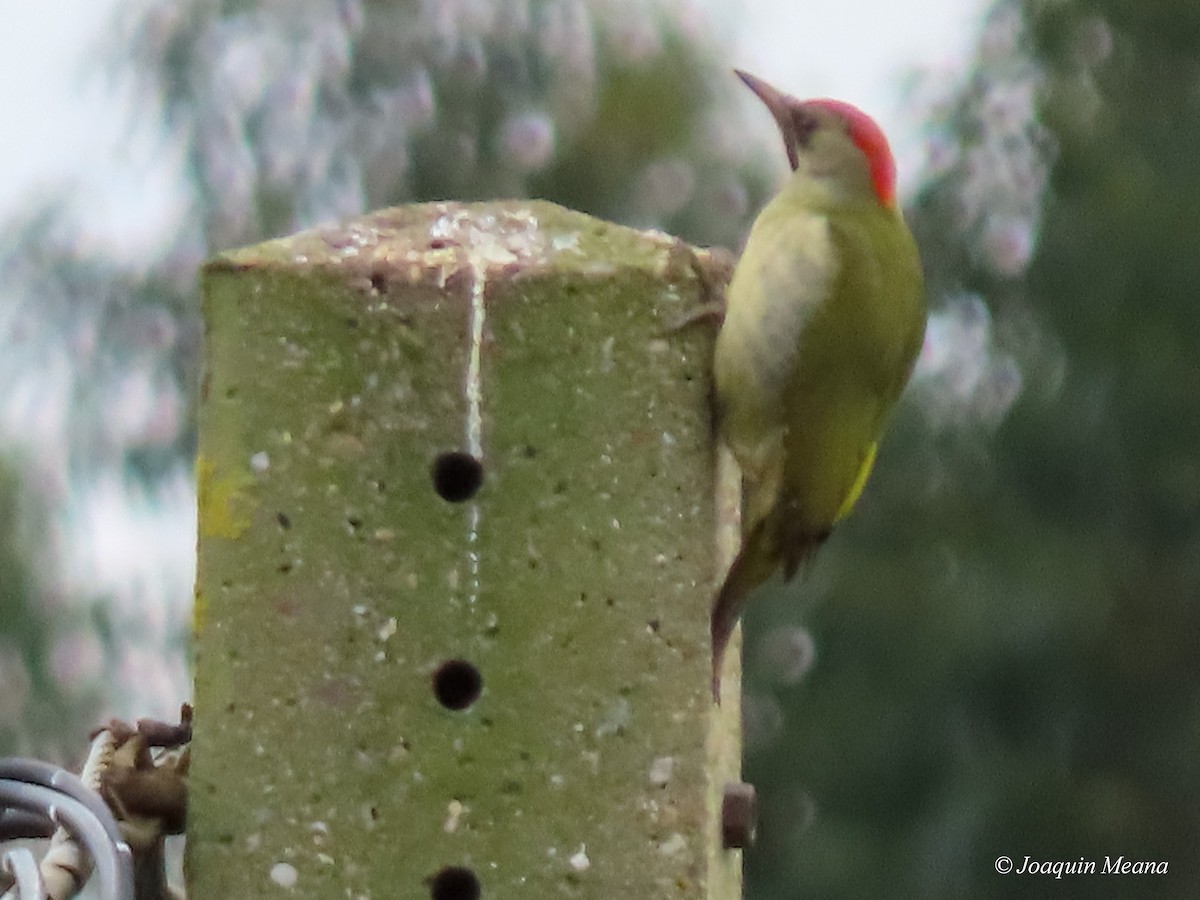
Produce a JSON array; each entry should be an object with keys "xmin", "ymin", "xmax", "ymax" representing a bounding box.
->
[{"xmin": 711, "ymin": 71, "xmax": 926, "ymax": 701}]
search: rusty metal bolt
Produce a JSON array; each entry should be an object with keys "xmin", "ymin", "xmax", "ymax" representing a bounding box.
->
[{"xmin": 721, "ymin": 781, "xmax": 757, "ymax": 849}]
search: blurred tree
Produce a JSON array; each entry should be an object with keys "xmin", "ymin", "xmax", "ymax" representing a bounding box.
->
[
  {"xmin": 0, "ymin": 205, "xmax": 199, "ymax": 749},
  {"xmin": 743, "ymin": 0, "xmax": 1200, "ymax": 896},
  {"xmin": 123, "ymin": 0, "xmax": 769, "ymax": 250},
  {"xmin": 0, "ymin": 454, "xmax": 98, "ymax": 759}
]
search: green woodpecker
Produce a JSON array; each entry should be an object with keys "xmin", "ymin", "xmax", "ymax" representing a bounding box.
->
[{"xmin": 711, "ymin": 70, "xmax": 926, "ymax": 701}]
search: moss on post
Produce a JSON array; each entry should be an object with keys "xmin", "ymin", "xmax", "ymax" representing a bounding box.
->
[{"xmin": 189, "ymin": 201, "xmax": 742, "ymax": 897}]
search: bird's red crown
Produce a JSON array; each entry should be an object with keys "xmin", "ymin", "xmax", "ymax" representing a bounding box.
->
[{"xmin": 807, "ymin": 98, "xmax": 898, "ymax": 208}]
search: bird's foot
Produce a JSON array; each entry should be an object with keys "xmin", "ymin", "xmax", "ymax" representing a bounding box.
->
[{"xmin": 660, "ymin": 240, "xmax": 734, "ymax": 333}]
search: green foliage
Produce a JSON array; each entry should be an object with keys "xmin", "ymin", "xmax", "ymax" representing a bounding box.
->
[
  {"xmin": 0, "ymin": 205, "xmax": 196, "ymax": 743},
  {"xmin": 0, "ymin": 456, "xmax": 94, "ymax": 759}
]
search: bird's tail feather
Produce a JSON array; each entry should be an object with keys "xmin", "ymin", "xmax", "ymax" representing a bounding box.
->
[
  {"xmin": 711, "ymin": 519, "xmax": 777, "ymax": 703},
  {"xmin": 711, "ymin": 515, "xmax": 825, "ymax": 703}
]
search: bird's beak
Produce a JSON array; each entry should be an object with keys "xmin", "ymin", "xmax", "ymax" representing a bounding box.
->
[{"xmin": 735, "ymin": 69, "xmax": 800, "ymax": 170}]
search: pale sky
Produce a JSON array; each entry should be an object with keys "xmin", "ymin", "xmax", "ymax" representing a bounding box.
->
[
  {"xmin": 734, "ymin": 0, "xmax": 982, "ymax": 193},
  {"xmin": 0, "ymin": 3, "xmax": 118, "ymax": 212}
]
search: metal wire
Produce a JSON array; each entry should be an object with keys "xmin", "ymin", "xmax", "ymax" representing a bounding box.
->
[
  {"xmin": 1, "ymin": 847, "xmax": 42, "ymax": 899},
  {"xmin": 0, "ymin": 759, "xmax": 135, "ymax": 900}
]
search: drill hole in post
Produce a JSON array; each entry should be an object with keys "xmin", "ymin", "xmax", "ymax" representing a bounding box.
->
[
  {"xmin": 431, "ymin": 452, "xmax": 483, "ymax": 502},
  {"xmin": 427, "ymin": 865, "xmax": 480, "ymax": 900},
  {"xmin": 433, "ymin": 659, "xmax": 483, "ymax": 710}
]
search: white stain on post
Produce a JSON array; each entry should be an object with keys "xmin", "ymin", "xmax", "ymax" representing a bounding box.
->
[
  {"xmin": 429, "ymin": 205, "xmax": 557, "ymax": 607},
  {"xmin": 465, "ymin": 259, "xmax": 486, "ymax": 603}
]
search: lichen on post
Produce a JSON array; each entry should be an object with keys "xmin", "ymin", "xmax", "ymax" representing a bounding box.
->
[{"xmin": 189, "ymin": 200, "xmax": 742, "ymax": 897}]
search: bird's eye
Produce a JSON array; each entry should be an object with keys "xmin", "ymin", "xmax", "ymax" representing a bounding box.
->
[{"xmin": 792, "ymin": 110, "xmax": 819, "ymax": 147}]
